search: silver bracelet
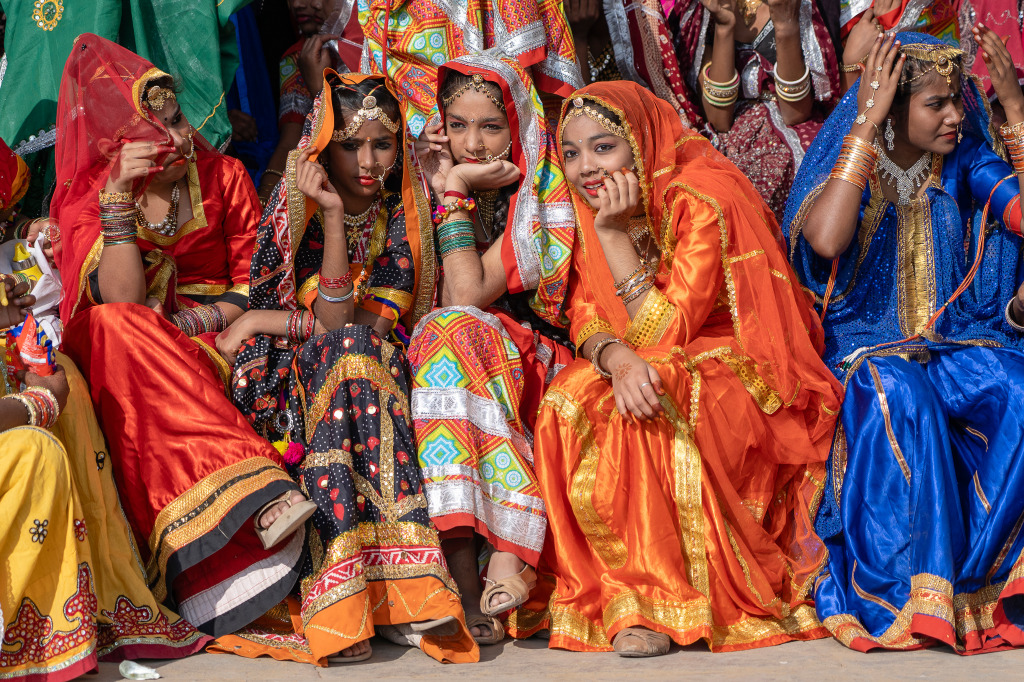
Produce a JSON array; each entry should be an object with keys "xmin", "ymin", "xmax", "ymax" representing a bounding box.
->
[
  {"xmin": 318, "ymin": 285, "xmax": 355, "ymax": 304},
  {"xmin": 590, "ymin": 337, "xmax": 626, "ymax": 379},
  {"xmin": 1006, "ymin": 298, "xmax": 1024, "ymax": 332}
]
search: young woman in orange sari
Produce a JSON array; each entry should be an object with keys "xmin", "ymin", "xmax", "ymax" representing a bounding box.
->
[
  {"xmin": 529, "ymin": 81, "xmax": 843, "ymax": 656},
  {"xmin": 50, "ymin": 35, "xmax": 314, "ymax": 637}
]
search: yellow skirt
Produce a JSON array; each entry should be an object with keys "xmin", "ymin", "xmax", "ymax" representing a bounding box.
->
[{"xmin": 0, "ymin": 357, "xmax": 207, "ymax": 681}]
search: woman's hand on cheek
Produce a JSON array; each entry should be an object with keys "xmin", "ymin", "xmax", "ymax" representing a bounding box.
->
[{"xmin": 594, "ymin": 169, "xmax": 641, "ymax": 232}]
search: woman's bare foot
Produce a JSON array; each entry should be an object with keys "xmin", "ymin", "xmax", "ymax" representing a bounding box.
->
[
  {"xmin": 334, "ymin": 639, "xmax": 371, "ymax": 659},
  {"xmin": 484, "ymin": 550, "xmax": 526, "ymax": 611},
  {"xmin": 441, "ymin": 537, "xmax": 491, "ymax": 639},
  {"xmin": 256, "ymin": 491, "xmax": 307, "ymax": 529}
]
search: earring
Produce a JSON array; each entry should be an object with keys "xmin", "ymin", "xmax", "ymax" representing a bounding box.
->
[
  {"xmin": 957, "ymin": 124, "xmax": 963, "ymax": 144},
  {"xmin": 884, "ymin": 118, "xmax": 895, "ymax": 151},
  {"xmin": 183, "ymin": 127, "xmax": 197, "ymax": 163}
]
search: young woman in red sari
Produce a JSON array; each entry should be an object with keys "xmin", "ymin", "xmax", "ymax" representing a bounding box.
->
[
  {"xmin": 51, "ymin": 35, "xmax": 315, "ymax": 637},
  {"xmin": 528, "ymin": 81, "xmax": 843, "ymax": 656}
]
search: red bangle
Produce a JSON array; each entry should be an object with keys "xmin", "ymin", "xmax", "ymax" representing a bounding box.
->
[
  {"xmin": 302, "ymin": 310, "xmax": 315, "ymax": 341},
  {"xmin": 319, "ymin": 271, "xmax": 353, "ymax": 289},
  {"xmin": 444, "ymin": 190, "xmax": 467, "ymax": 200}
]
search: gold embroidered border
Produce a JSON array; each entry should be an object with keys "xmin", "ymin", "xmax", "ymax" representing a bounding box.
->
[
  {"xmin": 965, "ymin": 426, "xmax": 989, "ymax": 451},
  {"xmin": 177, "ymin": 282, "xmax": 228, "ymax": 296},
  {"xmin": 623, "ymin": 288, "xmax": 675, "ymax": 349},
  {"xmin": 603, "ymin": 590, "xmax": 712, "ymax": 636},
  {"xmin": 850, "ymin": 560, "xmax": 899, "ymax": 616},
  {"xmin": 709, "ymin": 603, "xmax": 822, "ymax": 649},
  {"xmin": 895, "ymin": 197, "xmax": 937, "ymax": 337},
  {"xmin": 146, "ymin": 458, "xmax": 295, "ymax": 601},
  {"xmin": 973, "ymin": 471, "xmax": 992, "ymax": 514},
  {"xmin": 575, "ymin": 316, "xmax": 616, "ymax": 350},
  {"xmin": 866, "ymin": 360, "xmax": 911, "ymax": 484},
  {"xmin": 300, "ymin": 352, "xmax": 410, "ymax": 444},
  {"xmin": 720, "ymin": 354, "xmax": 783, "ymax": 415},
  {"xmin": 192, "ymin": 337, "xmax": 232, "ymax": 390},
  {"xmin": 724, "ymin": 521, "xmax": 782, "ymax": 612},
  {"xmin": 539, "ymin": 388, "xmax": 628, "ymax": 569}
]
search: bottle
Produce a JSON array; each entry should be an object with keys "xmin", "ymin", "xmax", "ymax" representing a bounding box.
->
[{"xmin": 11, "ymin": 242, "xmax": 42, "ymax": 285}]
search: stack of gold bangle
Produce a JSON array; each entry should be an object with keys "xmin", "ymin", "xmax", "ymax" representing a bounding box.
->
[
  {"xmin": 701, "ymin": 63, "xmax": 739, "ymax": 108},
  {"xmin": 1002, "ymin": 121, "xmax": 1024, "ymax": 175},
  {"xmin": 829, "ymin": 135, "xmax": 878, "ymax": 191},
  {"xmin": 614, "ymin": 261, "xmax": 654, "ymax": 303}
]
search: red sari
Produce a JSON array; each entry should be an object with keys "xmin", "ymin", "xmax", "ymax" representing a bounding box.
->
[
  {"xmin": 515, "ymin": 82, "xmax": 843, "ymax": 651},
  {"xmin": 51, "ymin": 35, "xmax": 303, "ymax": 637}
]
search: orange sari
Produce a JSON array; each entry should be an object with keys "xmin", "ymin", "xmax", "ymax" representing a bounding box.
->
[{"xmin": 516, "ymin": 82, "xmax": 844, "ymax": 651}]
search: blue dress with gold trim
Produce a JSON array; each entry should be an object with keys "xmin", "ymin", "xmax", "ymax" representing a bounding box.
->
[{"xmin": 783, "ymin": 32, "xmax": 1024, "ymax": 653}]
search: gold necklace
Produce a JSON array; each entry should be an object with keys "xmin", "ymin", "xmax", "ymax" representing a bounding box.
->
[
  {"xmin": 345, "ymin": 199, "xmax": 382, "ymax": 256},
  {"xmin": 476, "ymin": 189, "xmax": 499, "ymax": 241}
]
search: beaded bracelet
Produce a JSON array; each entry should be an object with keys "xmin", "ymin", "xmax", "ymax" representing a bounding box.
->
[
  {"xmin": 829, "ymin": 135, "xmax": 878, "ymax": 191},
  {"xmin": 590, "ymin": 337, "xmax": 627, "ymax": 379},
  {"xmin": 319, "ymin": 271, "xmax": 353, "ymax": 289},
  {"xmin": 1001, "ymin": 120, "xmax": 1024, "ymax": 175},
  {"xmin": 700, "ymin": 63, "xmax": 739, "ymax": 108},
  {"xmin": 432, "ymin": 197, "xmax": 476, "ymax": 225}
]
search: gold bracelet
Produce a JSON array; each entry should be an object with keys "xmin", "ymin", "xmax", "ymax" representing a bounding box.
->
[
  {"xmin": 829, "ymin": 135, "xmax": 878, "ymax": 191},
  {"xmin": 839, "ymin": 61, "xmax": 863, "ymax": 73},
  {"xmin": 99, "ymin": 189, "xmax": 134, "ymax": 204}
]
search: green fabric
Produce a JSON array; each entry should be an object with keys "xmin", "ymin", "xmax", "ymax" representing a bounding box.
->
[
  {"xmin": 0, "ymin": 0, "xmax": 248, "ymax": 151},
  {"xmin": 0, "ymin": 0, "xmax": 121, "ymax": 147}
]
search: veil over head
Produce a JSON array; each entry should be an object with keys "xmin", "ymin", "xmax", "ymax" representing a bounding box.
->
[
  {"xmin": 439, "ymin": 51, "xmax": 576, "ymax": 327},
  {"xmin": 557, "ymin": 80, "xmax": 838, "ymax": 411},
  {"xmin": 50, "ymin": 34, "xmax": 214, "ymax": 322}
]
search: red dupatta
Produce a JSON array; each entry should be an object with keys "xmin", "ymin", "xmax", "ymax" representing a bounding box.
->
[{"xmin": 50, "ymin": 34, "xmax": 214, "ymax": 323}]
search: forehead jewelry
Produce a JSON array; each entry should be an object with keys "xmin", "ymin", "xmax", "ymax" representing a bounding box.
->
[
  {"xmin": 565, "ymin": 96, "xmax": 628, "ymax": 139},
  {"xmin": 901, "ymin": 44, "xmax": 964, "ymax": 88},
  {"xmin": 146, "ymin": 84, "xmax": 176, "ymax": 111},
  {"xmin": 332, "ymin": 93, "xmax": 400, "ymax": 142},
  {"xmin": 442, "ymin": 73, "xmax": 505, "ymax": 112}
]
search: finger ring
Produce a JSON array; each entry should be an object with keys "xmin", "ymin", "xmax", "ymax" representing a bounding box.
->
[
  {"xmin": 640, "ymin": 382, "xmax": 652, "ymax": 389},
  {"xmin": 876, "ymin": 65, "xmax": 884, "ymax": 71}
]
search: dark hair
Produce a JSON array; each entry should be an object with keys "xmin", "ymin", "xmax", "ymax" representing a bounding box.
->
[
  {"xmin": 892, "ymin": 53, "xmax": 963, "ymax": 111},
  {"xmin": 438, "ymin": 71, "xmax": 504, "ymax": 111},
  {"xmin": 329, "ymin": 76, "xmax": 401, "ymax": 130}
]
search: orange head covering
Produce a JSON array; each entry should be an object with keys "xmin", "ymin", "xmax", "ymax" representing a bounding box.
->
[
  {"xmin": 557, "ymin": 81, "xmax": 840, "ymax": 413},
  {"xmin": 0, "ymin": 138, "xmax": 29, "ymax": 213}
]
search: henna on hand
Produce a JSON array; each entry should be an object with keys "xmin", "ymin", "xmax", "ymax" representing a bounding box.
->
[{"xmin": 613, "ymin": 362, "xmax": 632, "ymax": 381}]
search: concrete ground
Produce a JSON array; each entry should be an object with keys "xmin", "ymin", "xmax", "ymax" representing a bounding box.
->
[{"xmin": 93, "ymin": 636, "xmax": 1024, "ymax": 681}]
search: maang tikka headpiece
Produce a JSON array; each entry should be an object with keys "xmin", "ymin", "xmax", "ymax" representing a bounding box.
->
[
  {"xmin": 332, "ymin": 89, "xmax": 401, "ymax": 142},
  {"xmin": 565, "ymin": 96, "xmax": 628, "ymax": 139},
  {"xmin": 442, "ymin": 73, "xmax": 506, "ymax": 112},
  {"xmin": 901, "ymin": 43, "xmax": 964, "ymax": 88},
  {"xmin": 145, "ymin": 84, "xmax": 176, "ymax": 111}
]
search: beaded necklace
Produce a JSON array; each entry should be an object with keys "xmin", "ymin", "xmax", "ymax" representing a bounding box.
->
[{"xmin": 137, "ymin": 182, "xmax": 180, "ymax": 236}]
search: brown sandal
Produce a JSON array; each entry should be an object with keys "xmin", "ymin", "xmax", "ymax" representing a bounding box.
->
[
  {"xmin": 480, "ymin": 564, "xmax": 537, "ymax": 616},
  {"xmin": 611, "ymin": 627, "xmax": 671, "ymax": 658},
  {"xmin": 254, "ymin": 492, "xmax": 317, "ymax": 550},
  {"xmin": 466, "ymin": 614, "xmax": 505, "ymax": 645}
]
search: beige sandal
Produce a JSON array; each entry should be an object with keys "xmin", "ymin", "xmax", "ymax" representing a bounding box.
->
[
  {"xmin": 254, "ymin": 492, "xmax": 317, "ymax": 550},
  {"xmin": 611, "ymin": 627, "xmax": 671, "ymax": 658},
  {"xmin": 480, "ymin": 564, "xmax": 537, "ymax": 616},
  {"xmin": 466, "ymin": 614, "xmax": 504, "ymax": 645}
]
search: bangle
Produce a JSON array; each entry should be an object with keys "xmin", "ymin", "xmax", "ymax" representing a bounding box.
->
[
  {"xmin": 99, "ymin": 190, "xmax": 135, "ymax": 205},
  {"xmin": 302, "ymin": 310, "xmax": 316, "ymax": 340},
  {"xmin": 319, "ymin": 271, "xmax": 353, "ymax": 289},
  {"xmin": 444, "ymin": 190, "xmax": 468, "ymax": 201},
  {"xmin": 318, "ymin": 285, "xmax": 355, "ymax": 303},
  {"xmin": 590, "ymin": 337, "xmax": 626, "ymax": 379},
  {"xmin": 622, "ymin": 281, "xmax": 654, "ymax": 304},
  {"xmin": 262, "ymin": 169, "xmax": 284, "ymax": 181},
  {"xmin": 286, "ymin": 310, "xmax": 304, "ymax": 344},
  {"xmin": 11, "ymin": 387, "xmax": 60, "ymax": 429},
  {"xmin": 829, "ymin": 135, "xmax": 878, "ymax": 191},
  {"xmin": 774, "ymin": 63, "xmax": 812, "ymax": 103},
  {"xmin": 171, "ymin": 304, "xmax": 228, "ymax": 336},
  {"xmin": 840, "ymin": 61, "xmax": 864, "ymax": 73},
  {"xmin": 437, "ymin": 218, "xmax": 477, "ymax": 257},
  {"xmin": 701, "ymin": 63, "xmax": 739, "ymax": 108},
  {"xmin": 1001, "ymin": 121, "xmax": 1024, "ymax": 174},
  {"xmin": 1007, "ymin": 298, "xmax": 1024, "ymax": 332}
]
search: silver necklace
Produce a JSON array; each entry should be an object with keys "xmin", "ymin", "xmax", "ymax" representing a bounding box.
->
[
  {"xmin": 343, "ymin": 197, "xmax": 381, "ymax": 227},
  {"xmin": 875, "ymin": 145, "xmax": 932, "ymax": 206},
  {"xmin": 588, "ymin": 49, "xmax": 613, "ymax": 82},
  {"xmin": 137, "ymin": 182, "xmax": 180, "ymax": 235}
]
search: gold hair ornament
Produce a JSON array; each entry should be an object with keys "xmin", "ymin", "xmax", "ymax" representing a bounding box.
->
[
  {"xmin": 442, "ymin": 73, "xmax": 505, "ymax": 112},
  {"xmin": 146, "ymin": 85, "xmax": 176, "ymax": 111},
  {"xmin": 331, "ymin": 94, "xmax": 400, "ymax": 142},
  {"xmin": 901, "ymin": 44, "xmax": 964, "ymax": 88},
  {"xmin": 565, "ymin": 97, "xmax": 628, "ymax": 140}
]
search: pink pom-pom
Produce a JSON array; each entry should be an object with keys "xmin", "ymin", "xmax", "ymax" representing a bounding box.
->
[{"xmin": 283, "ymin": 441, "xmax": 305, "ymax": 465}]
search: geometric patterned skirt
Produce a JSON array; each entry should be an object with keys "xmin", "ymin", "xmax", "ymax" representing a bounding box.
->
[{"xmin": 408, "ymin": 306, "xmax": 572, "ymax": 567}]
